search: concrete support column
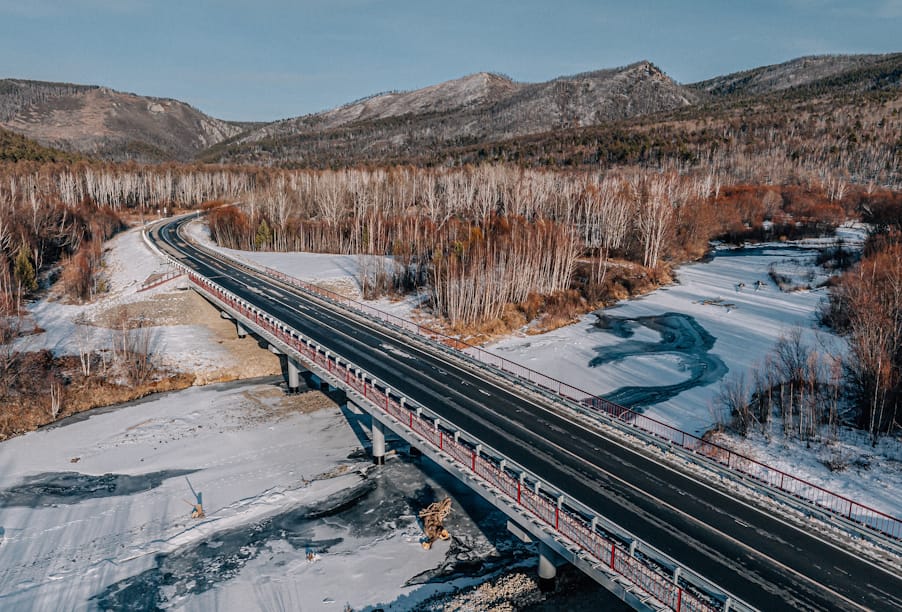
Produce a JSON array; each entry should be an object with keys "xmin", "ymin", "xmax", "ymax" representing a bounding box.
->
[
  {"xmin": 287, "ymin": 358, "xmax": 301, "ymax": 394},
  {"xmin": 309, "ymin": 374, "xmax": 322, "ymax": 390},
  {"xmin": 371, "ymin": 416, "xmax": 386, "ymax": 465},
  {"xmin": 537, "ymin": 541, "xmax": 557, "ymax": 592},
  {"xmin": 235, "ymin": 321, "xmax": 247, "ymax": 338}
]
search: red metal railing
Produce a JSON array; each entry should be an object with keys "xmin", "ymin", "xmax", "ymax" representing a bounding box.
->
[
  {"xmin": 188, "ymin": 273, "xmax": 721, "ymax": 612},
  {"xmin": 233, "ymin": 261, "xmax": 902, "ymax": 541}
]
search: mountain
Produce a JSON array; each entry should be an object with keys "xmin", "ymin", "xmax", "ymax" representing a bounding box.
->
[
  {"xmin": 246, "ymin": 72, "xmax": 519, "ymax": 143},
  {"xmin": 690, "ymin": 53, "xmax": 902, "ymax": 98},
  {"xmin": 203, "ymin": 61, "xmax": 697, "ymax": 166},
  {"xmin": 0, "ymin": 79, "xmax": 242, "ymax": 162},
  {"xmin": 3, "ymin": 53, "xmax": 899, "ymax": 167},
  {"xmin": 430, "ymin": 53, "xmax": 902, "ymax": 172}
]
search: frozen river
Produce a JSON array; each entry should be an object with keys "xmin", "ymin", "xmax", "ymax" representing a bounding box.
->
[{"xmin": 0, "ymin": 378, "xmax": 626, "ymax": 610}]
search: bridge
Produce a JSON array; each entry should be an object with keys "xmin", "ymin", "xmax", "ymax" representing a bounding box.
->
[{"xmin": 146, "ymin": 214, "xmax": 902, "ymax": 612}]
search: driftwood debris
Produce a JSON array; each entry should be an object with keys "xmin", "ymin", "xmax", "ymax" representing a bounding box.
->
[
  {"xmin": 419, "ymin": 497, "xmax": 452, "ymax": 550},
  {"xmin": 184, "ymin": 477, "xmax": 205, "ymax": 519}
]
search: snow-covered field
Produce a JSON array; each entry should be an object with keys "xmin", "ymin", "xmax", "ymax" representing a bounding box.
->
[
  {"xmin": 185, "ymin": 221, "xmax": 423, "ymax": 321},
  {"xmin": 488, "ymin": 242, "xmax": 832, "ymax": 434},
  {"xmin": 0, "ymin": 380, "xmax": 532, "ymax": 611},
  {"xmin": 16, "ymin": 225, "xmax": 238, "ymax": 375}
]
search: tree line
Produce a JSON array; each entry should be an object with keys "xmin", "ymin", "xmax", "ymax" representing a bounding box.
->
[
  {"xmin": 719, "ymin": 193, "xmax": 902, "ymax": 443},
  {"xmin": 1, "ymin": 158, "xmax": 898, "ymax": 441}
]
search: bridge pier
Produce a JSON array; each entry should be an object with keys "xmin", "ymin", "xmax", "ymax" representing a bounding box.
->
[
  {"xmin": 287, "ymin": 358, "xmax": 302, "ymax": 394},
  {"xmin": 371, "ymin": 416, "xmax": 386, "ymax": 465},
  {"xmin": 220, "ymin": 310, "xmax": 247, "ymax": 337},
  {"xmin": 507, "ymin": 521, "xmax": 560, "ymax": 592},
  {"xmin": 537, "ymin": 541, "xmax": 557, "ymax": 592},
  {"xmin": 235, "ymin": 321, "xmax": 247, "ymax": 338},
  {"xmin": 308, "ymin": 373, "xmax": 322, "ymax": 390}
]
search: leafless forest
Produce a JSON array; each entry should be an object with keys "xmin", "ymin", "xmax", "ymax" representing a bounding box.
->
[{"xmin": 0, "ymin": 140, "xmax": 899, "ymax": 439}]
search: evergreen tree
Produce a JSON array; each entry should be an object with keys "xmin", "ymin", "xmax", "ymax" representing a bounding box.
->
[
  {"xmin": 255, "ymin": 219, "xmax": 272, "ymax": 250},
  {"xmin": 13, "ymin": 244, "xmax": 37, "ymax": 293}
]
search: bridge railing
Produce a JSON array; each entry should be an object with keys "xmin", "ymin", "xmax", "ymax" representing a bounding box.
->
[
  {"xmin": 228, "ymin": 258, "xmax": 901, "ymax": 541},
  {"xmin": 187, "ymin": 272, "xmax": 737, "ymax": 612},
  {"xmin": 137, "ymin": 267, "xmax": 184, "ymax": 292}
]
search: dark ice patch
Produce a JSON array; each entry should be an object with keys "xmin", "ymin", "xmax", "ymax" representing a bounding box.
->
[
  {"xmin": 590, "ymin": 312, "xmax": 728, "ymax": 408},
  {"xmin": 0, "ymin": 470, "xmax": 197, "ymax": 508},
  {"xmin": 592, "ymin": 314, "xmax": 635, "ymax": 339}
]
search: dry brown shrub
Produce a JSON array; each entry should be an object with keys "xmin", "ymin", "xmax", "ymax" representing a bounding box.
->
[
  {"xmin": 519, "ymin": 293, "xmax": 544, "ymax": 322},
  {"xmin": 607, "ymin": 282, "xmax": 630, "ymax": 302},
  {"xmin": 644, "ymin": 264, "xmax": 670, "ymax": 285},
  {"xmin": 500, "ymin": 303, "xmax": 527, "ymax": 331},
  {"xmin": 0, "ymin": 347, "xmax": 195, "ymax": 441},
  {"xmin": 201, "ymin": 199, "xmax": 227, "ymax": 211}
]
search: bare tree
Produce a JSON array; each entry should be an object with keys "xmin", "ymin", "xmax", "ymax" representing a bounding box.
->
[
  {"xmin": 74, "ymin": 323, "xmax": 95, "ymax": 377},
  {"xmin": 719, "ymin": 372, "xmax": 753, "ymax": 436},
  {"xmin": 112, "ymin": 312, "xmax": 157, "ymax": 385},
  {"xmin": 48, "ymin": 375, "xmax": 63, "ymax": 420}
]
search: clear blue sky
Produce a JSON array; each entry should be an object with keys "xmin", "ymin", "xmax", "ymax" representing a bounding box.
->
[{"xmin": 1, "ymin": 0, "xmax": 900, "ymax": 121}]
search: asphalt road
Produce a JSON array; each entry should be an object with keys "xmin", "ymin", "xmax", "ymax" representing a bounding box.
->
[{"xmin": 151, "ymin": 217, "xmax": 902, "ymax": 612}]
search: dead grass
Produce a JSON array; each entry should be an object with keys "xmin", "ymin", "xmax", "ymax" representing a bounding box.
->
[
  {"xmin": 0, "ymin": 355, "xmax": 196, "ymax": 441},
  {"xmin": 64, "ymin": 373, "xmax": 197, "ymax": 413},
  {"xmin": 0, "ymin": 284, "xmax": 284, "ymax": 441}
]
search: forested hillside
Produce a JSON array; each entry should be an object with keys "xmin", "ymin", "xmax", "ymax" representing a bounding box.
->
[{"xmin": 0, "ymin": 127, "xmax": 81, "ymax": 163}]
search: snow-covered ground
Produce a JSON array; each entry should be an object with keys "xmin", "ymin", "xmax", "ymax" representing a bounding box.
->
[
  {"xmin": 710, "ymin": 428, "xmax": 902, "ymax": 517},
  {"xmin": 16, "ymin": 225, "xmax": 238, "ymax": 375},
  {"xmin": 0, "ymin": 380, "xmax": 531, "ymax": 610}
]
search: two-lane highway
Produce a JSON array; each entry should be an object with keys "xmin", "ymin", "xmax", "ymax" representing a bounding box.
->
[{"xmin": 150, "ymin": 216, "xmax": 902, "ymax": 611}]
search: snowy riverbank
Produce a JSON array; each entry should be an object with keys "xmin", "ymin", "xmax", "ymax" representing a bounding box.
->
[
  {"xmin": 0, "ymin": 379, "xmax": 546, "ymax": 610},
  {"xmin": 16, "ymin": 224, "xmax": 280, "ymax": 383}
]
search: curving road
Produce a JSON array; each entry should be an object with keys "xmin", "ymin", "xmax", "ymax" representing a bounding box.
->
[{"xmin": 150, "ymin": 216, "xmax": 902, "ymax": 612}]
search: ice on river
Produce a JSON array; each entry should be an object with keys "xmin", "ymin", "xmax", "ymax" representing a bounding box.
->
[
  {"xmin": 489, "ymin": 241, "xmax": 834, "ymax": 435},
  {"xmin": 0, "ymin": 380, "xmax": 525, "ymax": 611}
]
